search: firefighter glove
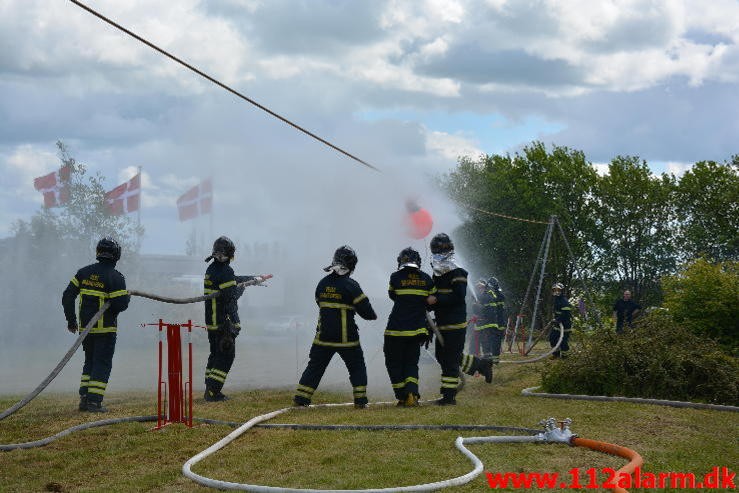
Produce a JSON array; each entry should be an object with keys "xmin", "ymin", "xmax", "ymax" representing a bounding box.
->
[
  {"xmin": 67, "ymin": 321, "xmax": 78, "ymax": 334},
  {"xmin": 219, "ymin": 332, "xmax": 235, "ymax": 354}
]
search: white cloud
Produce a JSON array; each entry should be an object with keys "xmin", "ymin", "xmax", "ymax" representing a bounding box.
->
[
  {"xmin": 666, "ymin": 161, "xmax": 693, "ymax": 176},
  {"xmin": 425, "ymin": 129, "xmax": 483, "ymax": 162}
]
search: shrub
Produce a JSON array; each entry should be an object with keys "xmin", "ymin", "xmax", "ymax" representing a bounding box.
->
[
  {"xmin": 541, "ymin": 311, "xmax": 739, "ymax": 405},
  {"xmin": 662, "ymin": 258, "xmax": 739, "ymax": 353}
]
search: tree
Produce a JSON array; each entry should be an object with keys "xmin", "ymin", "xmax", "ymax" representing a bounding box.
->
[
  {"xmin": 676, "ymin": 158, "xmax": 739, "ymax": 262},
  {"xmin": 443, "ymin": 142, "xmax": 600, "ymax": 313},
  {"xmin": 593, "ymin": 156, "xmax": 677, "ymax": 305},
  {"xmin": 1, "ymin": 141, "xmax": 143, "ymax": 344}
]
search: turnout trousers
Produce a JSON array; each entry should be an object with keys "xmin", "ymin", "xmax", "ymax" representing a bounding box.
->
[
  {"xmin": 435, "ymin": 329, "xmax": 466, "ymax": 400},
  {"xmin": 205, "ymin": 330, "xmax": 237, "ymax": 393},
  {"xmin": 487, "ymin": 328, "xmax": 506, "ymax": 363},
  {"xmin": 79, "ymin": 333, "xmax": 117, "ymax": 404},
  {"xmin": 383, "ymin": 335, "xmax": 422, "ymax": 400},
  {"xmin": 549, "ymin": 325, "xmax": 571, "ymax": 358},
  {"xmin": 295, "ymin": 344, "xmax": 368, "ymax": 406}
]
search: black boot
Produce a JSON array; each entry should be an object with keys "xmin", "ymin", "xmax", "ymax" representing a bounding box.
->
[
  {"xmin": 204, "ymin": 389, "xmax": 229, "ymax": 402},
  {"xmin": 478, "ymin": 357, "xmax": 493, "ymax": 384},
  {"xmin": 78, "ymin": 395, "xmax": 88, "ymax": 412},
  {"xmin": 85, "ymin": 400, "xmax": 108, "ymax": 413}
]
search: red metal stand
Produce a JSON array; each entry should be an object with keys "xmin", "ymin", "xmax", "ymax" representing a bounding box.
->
[{"xmin": 149, "ymin": 319, "xmax": 195, "ymax": 430}]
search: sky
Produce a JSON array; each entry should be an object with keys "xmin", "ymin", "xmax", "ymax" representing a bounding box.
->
[{"xmin": 1, "ymin": 0, "xmax": 738, "ymax": 254}]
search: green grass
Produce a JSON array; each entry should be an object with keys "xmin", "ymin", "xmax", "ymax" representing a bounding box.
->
[{"xmin": 0, "ymin": 364, "xmax": 737, "ymax": 492}]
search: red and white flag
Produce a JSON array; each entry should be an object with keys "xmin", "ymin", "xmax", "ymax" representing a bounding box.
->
[
  {"xmin": 177, "ymin": 178, "xmax": 212, "ymax": 221},
  {"xmin": 105, "ymin": 173, "xmax": 141, "ymax": 216},
  {"xmin": 33, "ymin": 166, "xmax": 71, "ymax": 208}
]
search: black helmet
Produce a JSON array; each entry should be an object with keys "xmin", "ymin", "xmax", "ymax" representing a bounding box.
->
[
  {"xmin": 397, "ymin": 247, "xmax": 421, "ymax": 268},
  {"xmin": 430, "ymin": 233, "xmax": 454, "ymax": 254},
  {"xmin": 326, "ymin": 245, "xmax": 357, "ymax": 272},
  {"xmin": 487, "ymin": 276, "xmax": 500, "ymax": 291},
  {"xmin": 96, "ymin": 237, "xmax": 121, "ymax": 262},
  {"xmin": 205, "ymin": 236, "xmax": 235, "ymax": 262}
]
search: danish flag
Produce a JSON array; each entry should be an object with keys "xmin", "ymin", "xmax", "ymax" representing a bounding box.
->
[
  {"xmin": 33, "ymin": 166, "xmax": 71, "ymax": 208},
  {"xmin": 176, "ymin": 178, "xmax": 212, "ymax": 221},
  {"xmin": 105, "ymin": 173, "xmax": 141, "ymax": 216}
]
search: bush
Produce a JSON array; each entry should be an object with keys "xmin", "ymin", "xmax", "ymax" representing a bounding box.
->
[
  {"xmin": 662, "ymin": 258, "xmax": 739, "ymax": 353},
  {"xmin": 541, "ymin": 311, "xmax": 739, "ymax": 405}
]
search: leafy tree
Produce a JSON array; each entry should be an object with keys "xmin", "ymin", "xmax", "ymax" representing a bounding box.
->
[
  {"xmin": 0, "ymin": 141, "xmax": 143, "ymax": 343},
  {"xmin": 662, "ymin": 258, "xmax": 739, "ymax": 352},
  {"xmin": 592, "ymin": 156, "xmax": 677, "ymax": 305},
  {"xmin": 443, "ymin": 142, "xmax": 599, "ymax": 317},
  {"xmin": 676, "ymin": 158, "xmax": 739, "ymax": 262}
]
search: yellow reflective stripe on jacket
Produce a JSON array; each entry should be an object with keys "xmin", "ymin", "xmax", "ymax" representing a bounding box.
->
[
  {"xmin": 71, "ymin": 277, "xmax": 80, "ymax": 287},
  {"xmin": 394, "ymin": 289, "xmax": 430, "ymax": 296},
  {"xmin": 318, "ymin": 302, "xmax": 355, "ymax": 310},
  {"xmin": 429, "ymin": 286, "xmax": 437, "ymax": 294},
  {"xmin": 312, "ymin": 337, "xmax": 360, "ymax": 348},
  {"xmin": 384, "ymin": 328, "xmax": 428, "ymax": 337},
  {"xmin": 436, "ymin": 288, "xmax": 452, "ymax": 293},
  {"xmin": 353, "ymin": 293, "xmax": 367, "ymax": 304},
  {"xmin": 80, "ymin": 288, "xmax": 106, "ymax": 297},
  {"xmin": 476, "ymin": 323, "xmax": 499, "ymax": 330},
  {"xmin": 437, "ymin": 322, "xmax": 468, "ymax": 331},
  {"xmin": 219, "ymin": 280, "xmax": 237, "ymax": 289},
  {"xmin": 451, "ymin": 277, "xmax": 467, "ymax": 283},
  {"xmin": 108, "ymin": 290, "xmax": 128, "ymax": 298},
  {"xmin": 204, "ymin": 288, "xmax": 218, "ymax": 294}
]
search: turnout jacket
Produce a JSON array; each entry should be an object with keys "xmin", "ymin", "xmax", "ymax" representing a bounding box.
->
[
  {"xmin": 314, "ymin": 272, "xmax": 377, "ymax": 347},
  {"xmin": 62, "ymin": 260, "xmax": 130, "ymax": 334},
  {"xmin": 432, "ymin": 267, "xmax": 468, "ymax": 331},
  {"xmin": 474, "ymin": 289, "xmax": 499, "ymax": 330},
  {"xmin": 494, "ymin": 289, "xmax": 507, "ymax": 329},
  {"xmin": 386, "ymin": 267, "xmax": 435, "ymax": 337},
  {"xmin": 553, "ymin": 294, "xmax": 573, "ymax": 330},
  {"xmin": 204, "ymin": 261, "xmax": 243, "ymax": 331}
]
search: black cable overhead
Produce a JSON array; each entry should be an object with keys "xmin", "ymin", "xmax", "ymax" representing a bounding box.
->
[{"xmin": 68, "ymin": 0, "xmax": 380, "ymax": 172}]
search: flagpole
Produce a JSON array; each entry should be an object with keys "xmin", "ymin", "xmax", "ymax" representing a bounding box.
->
[
  {"xmin": 209, "ymin": 176, "xmax": 214, "ymax": 241},
  {"xmin": 137, "ymin": 165, "xmax": 142, "ymax": 252}
]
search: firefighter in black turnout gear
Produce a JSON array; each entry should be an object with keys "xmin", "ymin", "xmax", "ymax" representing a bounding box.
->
[
  {"xmin": 203, "ymin": 236, "xmax": 255, "ymax": 402},
  {"xmin": 62, "ymin": 237, "xmax": 130, "ymax": 412},
  {"xmin": 428, "ymin": 233, "xmax": 486, "ymax": 404},
  {"xmin": 384, "ymin": 247, "xmax": 436, "ymax": 407},
  {"xmin": 294, "ymin": 246, "xmax": 377, "ymax": 408},
  {"xmin": 549, "ymin": 283, "xmax": 573, "ymax": 358},
  {"xmin": 486, "ymin": 277, "xmax": 507, "ymax": 365}
]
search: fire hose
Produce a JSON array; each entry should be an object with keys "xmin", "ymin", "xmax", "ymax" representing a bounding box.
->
[
  {"xmin": 521, "ymin": 386, "xmax": 739, "ymax": 412},
  {"xmin": 498, "ymin": 322, "xmax": 564, "ymax": 364}
]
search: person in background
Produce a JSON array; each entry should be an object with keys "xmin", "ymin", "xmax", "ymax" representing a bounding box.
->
[
  {"xmin": 62, "ymin": 237, "xmax": 130, "ymax": 413},
  {"xmin": 613, "ymin": 289, "xmax": 641, "ymax": 334},
  {"xmin": 549, "ymin": 282, "xmax": 572, "ymax": 358}
]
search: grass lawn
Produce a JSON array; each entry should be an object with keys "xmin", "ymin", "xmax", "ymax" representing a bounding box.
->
[{"xmin": 0, "ymin": 363, "xmax": 736, "ymax": 492}]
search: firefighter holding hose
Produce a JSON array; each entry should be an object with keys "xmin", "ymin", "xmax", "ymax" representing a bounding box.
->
[
  {"xmin": 62, "ymin": 237, "xmax": 130, "ymax": 413},
  {"xmin": 203, "ymin": 236, "xmax": 260, "ymax": 402},
  {"xmin": 549, "ymin": 282, "xmax": 573, "ymax": 358}
]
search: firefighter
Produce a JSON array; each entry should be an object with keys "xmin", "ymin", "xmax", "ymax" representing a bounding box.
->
[
  {"xmin": 487, "ymin": 276, "xmax": 507, "ymax": 365},
  {"xmin": 472, "ymin": 278, "xmax": 498, "ymax": 359},
  {"xmin": 62, "ymin": 237, "xmax": 130, "ymax": 412},
  {"xmin": 294, "ymin": 246, "xmax": 377, "ymax": 408},
  {"xmin": 384, "ymin": 247, "xmax": 435, "ymax": 407},
  {"xmin": 429, "ymin": 233, "xmax": 490, "ymax": 403},
  {"xmin": 203, "ymin": 236, "xmax": 257, "ymax": 402},
  {"xmin": 549, "ymin": 282, "xmax": 573, "ymax": 358}
]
